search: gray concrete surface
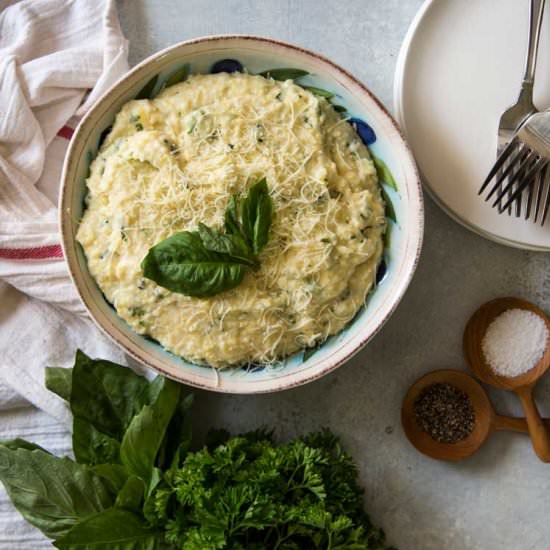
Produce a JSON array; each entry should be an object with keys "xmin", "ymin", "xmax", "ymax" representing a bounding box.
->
[{"xmin": 117, "ymin": 2, "xmax": 550, "ymax": 549}]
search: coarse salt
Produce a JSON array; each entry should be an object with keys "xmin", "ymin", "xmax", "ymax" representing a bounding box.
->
[{"xmin": 481, "ymin": 308, "xmax": 549, "ymax": 377}]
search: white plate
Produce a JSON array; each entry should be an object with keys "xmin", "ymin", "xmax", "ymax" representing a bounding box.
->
[{"xmin": 395, "ymin": 0, "xmax": 550, "ymax": 250}]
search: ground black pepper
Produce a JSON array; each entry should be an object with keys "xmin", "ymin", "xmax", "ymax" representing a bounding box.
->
[{"xmin": 414, "ymin": 383, "xmax": 475, "ymax": 443}]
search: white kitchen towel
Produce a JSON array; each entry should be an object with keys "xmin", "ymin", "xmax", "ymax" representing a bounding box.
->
[{"xmin": 0, "ymin": 0, "xmax": 133, "ymax": 421}]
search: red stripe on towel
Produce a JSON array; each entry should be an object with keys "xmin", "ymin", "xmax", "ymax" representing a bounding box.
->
[
  {"xmin": 57, "ymin": 126, "xmax": 74, "ymax": 140},
  {"xmin": 0, "ymin": 245, "xmax": 64, "ymax": 260}
]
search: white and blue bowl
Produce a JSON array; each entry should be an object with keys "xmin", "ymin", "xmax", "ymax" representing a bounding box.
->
[{"xmin": 60, "ymin": 35, "xmax": 423, "ymax": 393}]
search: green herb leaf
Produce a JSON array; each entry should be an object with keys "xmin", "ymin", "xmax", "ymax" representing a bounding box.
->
[
  {"xmin": 72, "ymin": 417, "xmax": 121, "ymax": 465},
  {"xmin": 70, "ymin": 350, "xmax": 149, "ymax": 438},
  {"xmin": 332, "ymin": 104, "xmax": 347, "ymax": 114},
  {"xmin": 115, "ymin": 476, "xmax": 145, "ymax": 513},
  {"xmin": 0, "ymin": 446, "xmax": 114, "ymax": 539},
  {"xmin": 0, "ymin": 438, "xmax": 50, "ymax": 453},
  {"xmin": 69, "ymin": 351, "xmax": 150, "ymax": 464},
  {"xmin": 159, "ymin": 394, "xmax": 194, "ymax": 472},
  {"xmin": 142, "ymin": 231, "xmax": 247, "ymax": 297},
  {"xmin": 224, "ymin": 194, "xmax": 241, "ymax": 236},
  {"xmin": 92, "ymin": 464, "xmax": 129, "ymax": 495},
  {"xmin": 372, "ymin": 154, "xmax": 398, "ymax": 190},
  {"xmin": 259, "ymin": 68, "xmax": 309, "ymax": 80},
  {"xmin": 303, "ymin": 344, "xmax": 323, "ymax": 361},
  {"xmin": 302, "ymin": 85, "xmax": 335, "ymax": 99},
  {"xmin": 53, "ymin": 509, "xmax": 162, "ymax": 550},
  {"xmin": 240, "ymin": 178, "xmax": 273, "ymax": 255},
  {"xmin": 380, "ymin": 187, "xmax": 397, "ymax": 223},
  {"xmin": 164, "ymin": 63, "xmax": 190, "ymax": 88},
  {"xmin": 135, "ymin": 75, "xmax": 159, "ymax": 100},
  {"xmin": 197, "ymin": 223, "xmax": 257, "ymax": 268},
  {"xmin": 46, "ymin": 367, "xmax": 73, "ymax": 402},
  {"xmin": 120, "ymin": 377, "xmax": 181, "ymax": 484}
]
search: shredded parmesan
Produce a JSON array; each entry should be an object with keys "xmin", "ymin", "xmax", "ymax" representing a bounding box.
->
[{"xmin": 76, "ymin": 73, "xmax": 385, "ymax": 367}]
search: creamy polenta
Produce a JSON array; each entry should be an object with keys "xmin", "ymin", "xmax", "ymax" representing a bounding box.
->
[{"xmin": 77, "ymin": 72, "xmax": 386, "ymax": 367}]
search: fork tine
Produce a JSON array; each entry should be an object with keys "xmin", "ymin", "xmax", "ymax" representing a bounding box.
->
[
  {"xmin": 479, "ymin": 137, "xmax": 520, "ymax": 195},
  {"xmin": 514, "ymin": 179, "xmax": 522, "ymax": 217},
  {"xmin": 492, "ymin": 150, "xmax": 537, "ymax": 207},
  {"xmin": 525, "ymin": 169, "xmax": 535, "ymax": 220},
  {"xmin": 484, "ymin": 144, "xmax": 526, "ymax": 201},
  {"xmin": 498, "ymin": 158, "xmax": 547, "ymax": 212},
  {"xmin": 534, "ymin": 164, "xmax": 548, "ymax": 222},
  {"xmin": 540, "ymin": 167, "xmax": 550, "ymax": 225}
]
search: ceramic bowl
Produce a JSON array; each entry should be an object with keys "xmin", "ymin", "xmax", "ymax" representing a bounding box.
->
[{"xmin": 60, "ymin": 35, "xmax": 423, "ymax": 393}]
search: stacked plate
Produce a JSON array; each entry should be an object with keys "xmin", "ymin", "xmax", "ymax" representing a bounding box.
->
[{"xmin": 395, "ymin": 0, "xmax": 550, "ymax": 250}]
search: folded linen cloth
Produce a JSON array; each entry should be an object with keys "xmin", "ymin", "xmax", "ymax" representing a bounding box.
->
[{"xmin": 0, "ymin": 0, "xmax": 133, "ymax": 420}]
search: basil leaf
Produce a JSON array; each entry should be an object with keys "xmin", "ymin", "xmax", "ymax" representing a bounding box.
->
[
  {"xmin": 70, "ymin": 350, "xmax": 149, "ymax": 441},
  {"xmin": 46, "ymin": 367, "xmax": 73, "ymax": 402},
  {"xmin": 164, "ymin": 63, "xmax": 190, "ymax": 88},
  {"xmin": 0, "ymin": 446, "xmax": 113, "ymax": 539},
  {"xmin": 0, "ymin": 438, "xmax": 49, "ymax": 453},
  {"xmin": 160, "ymin": 393, "xmax": 194, "ymax": 471},
  {"xmin": 381, "ymin": 187, "xmax": 397, "ymax": 223},
  {"xmin": 302, "ymin": 85, "xmax": 335, "ymax": 99},
  {"xmin": 224, "ymin": 194, "xmax": 241, "ymax": 236},
  {"xmin": 120, "ymin": 377, "xmax": 181, "ymax": 484},
  {"xmin": 115, "ymin": 476, "xmax": 145, "ymax": 513},
  {"xmin": 135, "ymin": 75, "xmax": 159, "ymax": 100},
  {"xmin": 92, "ymin": 464, "xmax": 129, "ymax": 495},
  {"xmin": 53, "ymin": 509, "xmax": 162, "ymax": 550},
  {"xmin": 240, "ymin": 178, "xmax": 273, "ymax": 255},
  {"xmin": 198, "ymin": 223, "xmax": 257, "ymax": 267},
  {"xmin": 372, "ymin": 154, "xmax": 398, "ymax": 190},
  {"xmin": 259, "ymin": 68, "xmax": 309, "ymax": 81},
  {"xmin": 142, "ymin": 231, "xmax": 247, "ymax": 297},
  {"xmin": 73, "ymin": 417, "xmax": 121, "ymax": 465}
]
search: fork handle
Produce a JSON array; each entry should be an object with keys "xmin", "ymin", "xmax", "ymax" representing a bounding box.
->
[{"xmin": 522, "ymin": 0, "xmax": 546, "ymax": 88}]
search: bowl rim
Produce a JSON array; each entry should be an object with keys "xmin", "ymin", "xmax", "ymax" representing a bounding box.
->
[{"xmin": 60, "ymin": 33, "xmax": 424, "ymax": 393}]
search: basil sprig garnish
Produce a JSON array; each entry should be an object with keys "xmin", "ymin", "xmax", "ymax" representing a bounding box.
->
[{"xmin": 142, "ymin": 178, "xmax": 273, "ymax": 298}]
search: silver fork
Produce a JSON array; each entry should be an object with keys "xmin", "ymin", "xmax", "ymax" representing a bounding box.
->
[
  {"xmin": 494, "ymin": 0, "xmax": 545, "ymax": 216},
  {"xmin": 480, "ymin": 110, "xmax": 550, "ymax": 222}
]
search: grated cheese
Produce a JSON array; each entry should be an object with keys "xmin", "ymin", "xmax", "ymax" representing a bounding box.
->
[{"xmin": 77, "ymin": 73, "xmax": 385, "ymax": 367}]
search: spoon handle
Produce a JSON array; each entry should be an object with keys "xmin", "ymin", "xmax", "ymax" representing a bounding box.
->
[
  {"xmin": 516, "ymin": 386, "xmax": 550, "ymax": 462},
  {"xmin": 493, "ymin": 415, "xmax": 528, "ymax": 433}
]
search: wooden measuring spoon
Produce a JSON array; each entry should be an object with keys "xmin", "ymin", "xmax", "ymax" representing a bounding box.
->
[
  {"xmin": 463, "ymin": 297, "xmax": 550, "ymax": 463},
  {"xmin": 402, "ymin": 369, "xmax": 533, "ymax": 462}
]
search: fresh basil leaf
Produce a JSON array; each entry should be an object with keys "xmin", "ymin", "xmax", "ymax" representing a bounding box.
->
[
  {"xmin": 381, "ymin": 187, "xmax": 397, "ymax": 223},
  {"xmin": 197, "ymin": 223, "xmax": 257, "ymax": 267},
  {"xmin": 372, "ymin": 154, "xmax": 398, "ymax": 190},
  {"xmin": 135, "ymin": 75, "xmax": 159, "ymax": 100},
  {"xmin": 0, "ymin": 438, "xmax": 49, "ymax": 453},
  {"xmin": 70, "ymin": 350, "xmax": 149, "ymax": 442},
  {"xmin": 224, "ymin": 194, "xmax": 241, "ymax": 236},
  {"xmin": 303, "ymin": 343, "xmax": 322, "ymax": 361},
  {"xmin": 164, "ymin": 63, "xmax": 190, "ymax": 88},
  {"xmin": 115, "ymin": 476, "xmax": 145, "ymax": 513},
  {"xmin": 73, "ymin": 417, "xmax": 121, "ymax": 465},
  {"xmin": 0, "ymin": 446, "xmax": 113, "ymax": 539},
  {"xmin": 259, "ymin": 68, "xmax": 309, "ymax": 81},
  {"xmin": 46, "ymin": 366, "xmax": 73, "ymax": 402},
  {"xmin": 302, "ymin": 85, "xmax": 335, "ymax": 99},
  {"xmin": 120, "ymin": 378, "xmax": 181, "ymax": 484},
  {"xmin": 53, "ymin": 509, "xmax": 162, "ymax": 550},
  {"xmin": 332, "ymin": 104, "xmax": 347, "ymax": 114},
  {"xmin": 160, "ymin": 393, "xmax": 194, "ymax": 471},
  {"xmin": 142, "ymin": 231, "xmax": 247, "ymax": 297},
  {"xmin": 92, "ymin": 464, "xmax": 129, "ymax": 495},
  {"xmin": 240, "ymin": 178, "xmax": 273, "ymax": 255}
]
